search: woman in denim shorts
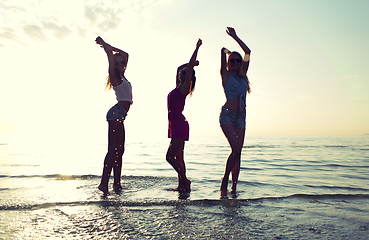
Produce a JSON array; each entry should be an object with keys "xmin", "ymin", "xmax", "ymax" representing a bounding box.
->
[
  {"xmin": 219, "ymin": 27, "xmax": 251, "ymax": 197},
  {"xmin": 96, "ymin": 36, "xmax": 133, "ymax": 194}
]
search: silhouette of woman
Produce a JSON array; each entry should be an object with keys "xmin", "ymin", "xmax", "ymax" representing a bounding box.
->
[
  {"xmin": 96, "ymin": 36, "xmax": 132, "ymax": 194},
  {"xmin": 219, "ymin": 27, "xmax": 251, "ymax": 196},
  {"xmin": 166, "ymin": 39, "xmax": 202, "ymax": 193}
]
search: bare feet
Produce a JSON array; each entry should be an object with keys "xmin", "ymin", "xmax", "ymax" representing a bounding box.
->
[
  {"xmin": 168, "ymin": 187, "xmax": 181, "ymax": 191},
  {"xmin": 98, "ymin": 184, "xmax": 108, "ymax": 194},
  {"xmin": 220, "ymin": 190, "xmax": 228, "ymax": 197},
  {"xmin": 113, "ymin": 183, "xmax": 123, "ymax": 193},
  {"xmin": 231, "ymin": 181, "xmax": 237, "ymax": 194},
  {"xmin": 220, "ymin": 178, "xmax": 228, "ymax": 196},
  {"xmin": 181, "ymin": 179, "xmax": 191, "ymax": 193},
  {"xmin": 172, "ymin": 181, "xmax": 184, "ymax": 192}
]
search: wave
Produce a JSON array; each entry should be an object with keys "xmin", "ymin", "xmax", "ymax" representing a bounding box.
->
[
  {"xmin": 0, "ymin": 174, "xmax": 182, "ymax": 183},
  {"xmin": 323, "ymin": 163, "xmax": 368, "ymax": 168},
  {"xmin": 1, "ymin": 174, "xmax": 367, "ymax": 190},
  {"xmin": 0, "ymin": 174, "xmax": 100, "ymax": 180},
  {"xmin": 245, "ymin": 145, "xmax": 279, "ymax": 149},
  {"xmin": 242, "ymin": 144, "xmax": 369, "ymax": 151},
  {"xmin": 1, "ymin": 193, "xmax": 369, "ymax": 211},
  {"xmin": 304, "ymin": 184, "xmax": 369, "ymax": 191}
]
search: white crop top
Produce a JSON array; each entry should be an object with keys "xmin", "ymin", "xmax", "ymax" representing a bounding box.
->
[{"xmin": 113, "ymin": 77, "xmax": 133, "ymax": 103}]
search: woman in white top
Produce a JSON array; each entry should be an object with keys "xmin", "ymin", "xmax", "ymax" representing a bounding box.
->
[{"xmin": 95, "ymin": 36, "xmax": 133, "ymax": 194}]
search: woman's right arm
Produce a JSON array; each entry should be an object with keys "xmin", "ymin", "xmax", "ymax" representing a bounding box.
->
[
  {"xmin": 220, "ymin": 47, "xmax": 230, "ymax": 86},
  {"xmin": 180, "ymin": 39, "xmax": 202, "ymax": 95},
  {"xmin": 109, "ymin": 45, "xmax": 129, "ymax": 65},
  {"xmin": 96, "ymin": 36, "xmax": 119, "ymax": 82},
  {"xmin": 226, "ymin": 27, "xmax": 251, "ymax": 76}
]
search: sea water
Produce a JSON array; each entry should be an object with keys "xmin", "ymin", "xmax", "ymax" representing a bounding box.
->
[{"xmin": 0, "ymin": 133, "xmax": 368, "ymax": 239}]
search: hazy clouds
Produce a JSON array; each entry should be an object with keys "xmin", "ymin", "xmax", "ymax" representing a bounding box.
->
[{"xmin": 0, "ymin": 0, "xmax": 168, "ymax": 46}]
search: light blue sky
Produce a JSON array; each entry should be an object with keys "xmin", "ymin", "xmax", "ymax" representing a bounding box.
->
[{"xmin": 1, "ymin": 0, "xmax": 368, "ymax": 140}]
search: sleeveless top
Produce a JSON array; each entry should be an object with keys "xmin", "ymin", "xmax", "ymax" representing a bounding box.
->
[
  {"xmin": 223, "ymin": 73, "xmax": 249, "ymax": 111},
  {"xmin": 167, "ymin": 87, "xmax": 187, "ymax": 113},
  {"xmin": 113, "ymin": 77, "xmax": 133, "ymax": 103}
]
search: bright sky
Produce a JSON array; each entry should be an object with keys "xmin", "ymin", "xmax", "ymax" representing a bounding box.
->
[{"xmin": 1, "ymin": 0, "xmax": 368, "ymax": 142}]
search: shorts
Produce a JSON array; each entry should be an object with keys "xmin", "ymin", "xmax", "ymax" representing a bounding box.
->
[
  {"xmin": 106, "ymin": 104, "xmax": 128, "ymax": 121},
  {"xmin": 219, "ymin": 107, "xmax": 246, "ymax": 129}
]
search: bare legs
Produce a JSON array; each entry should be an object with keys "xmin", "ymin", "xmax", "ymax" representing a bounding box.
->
[
  {"xmin": 98, "ymin": 120, "xmax": 125, "ymax": 194},
  {"xmin": 166, "ymin": 138, "xmax": 191, "ymax": 192},
  {"xmin": 220, "ymin": 125, "xmax": 245, "ymax": 196}
]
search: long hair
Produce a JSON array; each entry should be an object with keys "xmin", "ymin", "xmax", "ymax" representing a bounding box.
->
[
  {"xmin": 105, "ymin": 76, "xmax": 113, "ymax": 90},
  {"xmin": 189, "ymin": 74, "xmax": 196, "ymax": 96},
  {"xmin": 178, "ymin": 68, "xmax": 196, "ymax": 96},
  {"xmin": 105, "ymin": 53, "xmax": 124, "ymax": 90},
  {"xmin": 227, "ymin": 51, "xmax": 251, "ymax": 93}
]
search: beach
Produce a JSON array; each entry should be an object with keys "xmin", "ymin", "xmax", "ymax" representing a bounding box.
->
[{"xmin": 1, "ymin": 133, "xmax": 368, "ymax": 239}]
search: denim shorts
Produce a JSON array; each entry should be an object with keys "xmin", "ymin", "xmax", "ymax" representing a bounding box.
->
[
  {"xmin": 219, "ymin": 107, "xmax": 246, "ymax": 129},
  {"xmin": 106, "ymin": 104, "xmax": 128, "ymax": 121}
]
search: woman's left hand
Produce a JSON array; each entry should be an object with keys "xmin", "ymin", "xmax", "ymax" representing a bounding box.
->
[
  {"xmin": 196, "ymin": 39, "xmax": 202, "ymax": 48},
  {"xmin": 226, "ymin": 27, "xmax": 237, "ymax": 38},
  {"xmin": 95, "ymin": 36, "xmax": 105, "ymax": 46}
]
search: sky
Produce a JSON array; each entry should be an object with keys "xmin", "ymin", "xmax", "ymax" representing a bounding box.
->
[{"xmin": 1, "ymin": 0, "xmax": 369, "ymax": 143}]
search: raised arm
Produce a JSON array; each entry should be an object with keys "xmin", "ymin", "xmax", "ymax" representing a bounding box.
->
[
  {"xmin": 180, "ymin": 39, "xmax": 202, "ymax": 95},
  {"xmin": 96, "ymin": 36, "xmax": 129, "ymax": 84},
  {"xmin": 109, "ymin": 44, "xmax": 129, "ymax": 64},
  {"xmin": 226, "ymin": 27, "xmax": 251, "ymax": 75},
  {"xmin": 96, "ymin": 36, "xmax": 117, "ymax": 80},
  {"xmin": 220, "ymin": 47, "xmax": 231, "ymax": 85},
  {"xmin": 227, "ymin": 27, "xmax": 250, "ymax": 55}
]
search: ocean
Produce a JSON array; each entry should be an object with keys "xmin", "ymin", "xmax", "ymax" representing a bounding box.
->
[{"xmin": 0, "ymin": 133, "xmax": 368, "ymax": 239}]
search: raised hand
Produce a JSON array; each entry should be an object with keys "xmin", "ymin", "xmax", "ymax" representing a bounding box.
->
[
  {"xmin": 226, "ymin": 27, "xmax": 237, "ymax": 38},
  {"xmin": 196, "ymin": 38, "xmax": 202, "ymax": 48},
  {"xmin": 222, "ymin": 47, "xmax": 231, "ymax": 55},
  {"xmin": 95, "ymin": 36, "xmax": 105, "ymax": 46}
]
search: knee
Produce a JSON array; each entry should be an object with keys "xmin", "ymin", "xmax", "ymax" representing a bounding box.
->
[
  {"xmin": 103, "ymin": 154, "xmax": 113, "ymax": 166},
  {"xmin": 166, "ymin": 152, "xmax": 175, "ymax": 163},
  {"xmin": 108, "ymin": 145, "xmax": 124, "ymax": 157},
  {"xmin": 231, "ymin": 148, "xmax": 242, "ymax": 158},
  {"xmin": 116, "ymin": 145, "xmax": 124, "ymax": 157},
  {"xmin": 120, "ymin": 145, "xmax": 125, "ymax": 155}
]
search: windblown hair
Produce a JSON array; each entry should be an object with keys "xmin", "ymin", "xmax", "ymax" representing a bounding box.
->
[
  {"xmin": 179, "ymin": 69, "xmax": 196, "ymax": 96},
  {"xmin": 227, "ymin": 51, "xmax": 251, "ymax": 93},
  {"xmin": 105, "ymin": 76, "xmax": 113, "ymax": 90},
  {"xmin": 105, "ymin": 53, "xmax": 124, "ymax": 90},
  {"xmin": 189, "ymin": 74, "xmax": 196, "ymax": 96}
]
